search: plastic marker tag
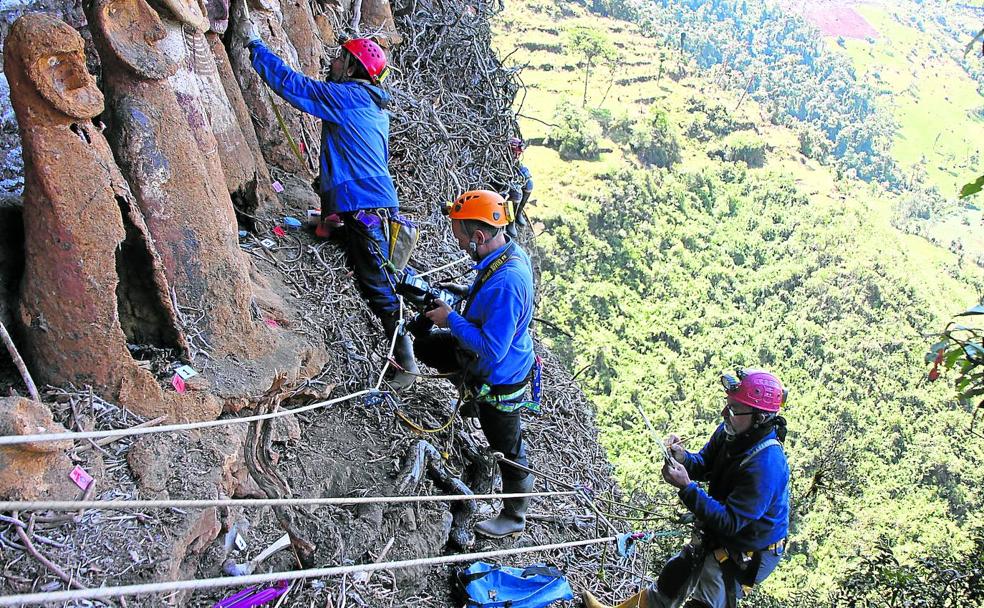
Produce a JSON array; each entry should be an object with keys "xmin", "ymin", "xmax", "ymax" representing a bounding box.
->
[
  {"xmin": 272, "ymin": 226, "xmax": 286, "ymax": 237},
  {"xmin": 264, "ymin": 318, "xmax": 279, "ymax": 328},
  {"xmin": 271, "ymin": 181, "xmax": 284, "ymax": 193},
  {"xmin": 260, "ymin": 238, "xmax": 276, "ymax": 249},
  {"xmin": 175, "ymin": 365, "xmax": 198, "ymax": 380},
  {"xmin": 69, "ymin": 465, "xmax": 94, "ymax": 490},
  {"xmin": 235, "ymin": 533, "xmax": 248, "ymax": 551},
  {"xmin": 172, "ymin": 374, "xmax": 187, "ymax": 393}
]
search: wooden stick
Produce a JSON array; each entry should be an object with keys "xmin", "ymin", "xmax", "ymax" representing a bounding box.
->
[
  {"xmin": 14, "ymin": 521, "xmax": 87, "ymax": 591},
  {"xmin": 0, "ymin": 319, "xmax": 40, "ymax": 402},
  {"xmin": 75, "ymin": 416, "xmax": 169, "ymax": 452}
]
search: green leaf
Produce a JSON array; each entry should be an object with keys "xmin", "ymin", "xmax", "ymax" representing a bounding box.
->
[
  {"xmin": 955, "ymin": 304, "xmax": 984, "ymax": 317},
  {"xmin": 944, "ymin": 347, "xmax": 964, "ymax": 370}
]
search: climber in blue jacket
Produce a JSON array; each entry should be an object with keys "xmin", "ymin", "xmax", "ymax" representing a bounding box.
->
[
  {"xmin": 245, "ymin": 29, "xmax": 418, "ymax": 390},
  {"xmin": 408, "ymin": 189, "xmax": 537, "ymax": 540},
  {"xmin": 584, "ymin": 369, "xmax": 790, "ymax": 608}
]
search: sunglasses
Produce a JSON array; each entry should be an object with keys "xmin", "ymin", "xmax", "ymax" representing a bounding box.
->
[{"xmin": 724, "ymin": 402, "xmax": 756, "ymax": 418}]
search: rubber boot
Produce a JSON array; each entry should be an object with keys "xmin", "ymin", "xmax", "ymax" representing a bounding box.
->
[
  {"xmin": 383, "ymin": 315, "xmax": 418, "ymax": 391},
  {"xmin": 474, "ymin": 473, "xmax": 533, "ymax": 538},
  {"xmin": 581, "ymin": 589, "xmax": 652, "ymax": 608}
]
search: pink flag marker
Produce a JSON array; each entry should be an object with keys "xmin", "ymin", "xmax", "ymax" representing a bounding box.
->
[
  {"xmin": 172, "ymin": 373, "xmax": 187, "ymax": 393},
  {"xmin": 69, "ymin": 465, "xmax": 94, "ymax": 491},
  {"xmin": 271, "ymin": 181, "xmax": 284, "ymax": 193}
]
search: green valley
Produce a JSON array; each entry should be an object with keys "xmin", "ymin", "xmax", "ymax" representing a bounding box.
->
[{"xmin": 494, "ymin": 0, "xmax": 984, "ymax": 603}]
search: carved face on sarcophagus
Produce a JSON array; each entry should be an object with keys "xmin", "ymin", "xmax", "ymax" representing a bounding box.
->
[
  {"xmin": 4, "ymin": 13, "xmax": 221, "ymax": 422},
  {"xmin": 89, "ymin": 0, "xmax": 177, "ymax": 79},
  {"xmin": 6, "ymin": 13, "xmax": 103, "ymax": 124}
]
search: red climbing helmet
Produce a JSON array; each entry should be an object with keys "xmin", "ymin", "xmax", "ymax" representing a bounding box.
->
[
  {"xmin": 720, "ymin": 368, "xmax": 786, "ymax": 413},
  {"xmin": 342, "ymin": 38, "xmax": 389, "ymax": 84}
]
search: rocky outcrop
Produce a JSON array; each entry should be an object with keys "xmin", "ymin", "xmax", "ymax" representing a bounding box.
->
[{"xmin": 0, "ymin": 397, "xmax": 76, "ymax": 500}]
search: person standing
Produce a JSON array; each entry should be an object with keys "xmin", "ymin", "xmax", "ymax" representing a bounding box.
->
[
  {"xmin": 408, "ymin": 190, "xmax": 538, "ymax": 538},
  {"xmin": 246, "ymin": 32, "xmax": 418, "ymax": 389}
]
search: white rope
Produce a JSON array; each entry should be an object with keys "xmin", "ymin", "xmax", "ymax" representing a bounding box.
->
[
  {"xmin": 0, "ymin": 490, "xmax": 577, "ymax": 512},
  {"xmin": 414, "ymin": 255, "xmax": 471, "ymax": 279},
  {"xmin": 374, "ymin": 296, "xmax": 405, "ymax": 390},
  {"xmin": 0, "ymin": 535, "xmax": 617, "ymax": 606},
  {"xmin": 0, "ymin": 389, "xmax": 377, "ymax": 447}
]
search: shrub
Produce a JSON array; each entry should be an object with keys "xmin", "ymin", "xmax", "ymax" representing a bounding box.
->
[
  {"xmin": 721, "ymin": 132, "xmax": 766, "ymax": 168},
  {"xmin": 628, "ymin": 106, "xmax": 680, "ymax": 167},
  {"xmin": 798, "ymin": 124, "xmax": 831, "ymax": 162},
  {"xmin": 547, "ymin": 99, "xmax": 602, "ymax": 160}
]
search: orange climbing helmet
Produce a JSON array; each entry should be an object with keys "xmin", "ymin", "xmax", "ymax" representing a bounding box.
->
[
  {"xmin": 342, "ymin": 38, "xmax": 389, "ymax": 84},
  {"xmin": 445, "ymin": 190, "xmax": 512, "ymax": 227}
]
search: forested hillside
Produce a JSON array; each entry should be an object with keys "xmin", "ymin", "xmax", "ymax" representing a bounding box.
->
[{"xmin": 495, "ymin": 0, "xmax": 984, "ymax": 603}]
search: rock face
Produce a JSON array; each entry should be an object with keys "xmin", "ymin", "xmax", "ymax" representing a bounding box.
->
[
  {"xmin": 0, "ymin": 396, "xmax": 76, "ymax": 500},
  {"xmin": 4, "ymin": 12, "xmax": 219, "ymax": 420}
]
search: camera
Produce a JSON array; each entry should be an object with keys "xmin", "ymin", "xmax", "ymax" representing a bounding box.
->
[{"xmin": 396, "ymin": 273, "xmax": 461, "ymax": 311}]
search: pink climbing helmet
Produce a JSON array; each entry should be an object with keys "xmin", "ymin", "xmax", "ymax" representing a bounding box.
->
[
  {"xmin": 342, "ymin": 38, "xmax": 389, "ymax": 84},
  {"xmin": 720, "ymin": 368, "xmax": 786, "ymax": 413}
]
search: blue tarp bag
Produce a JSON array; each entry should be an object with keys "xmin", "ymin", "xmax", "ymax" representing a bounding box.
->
[{"xmin": 454, "ymin": 561, "xmax": 574, "ymax": 608}]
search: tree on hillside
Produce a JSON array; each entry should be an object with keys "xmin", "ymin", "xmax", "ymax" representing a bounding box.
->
[{"xmin": 563, "ymin": 26, "xmax": 619, "ymax": 107}]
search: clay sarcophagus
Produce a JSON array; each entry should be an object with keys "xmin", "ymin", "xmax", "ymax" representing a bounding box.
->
[
  {"xmin": 5, "ymin": 13, "xmax": 220, "ymax": 421},
  {"xmin": 280, "ymin": 0, "xmax": 325, "ymax": 78},
  {"xmin": 201, "ymin": 0, "xmax": 278, "ymax": 216},
  {"xmin": 227, "ymin": 0, "xmax": 320, "ymax": 176},
  {"xmin": 358, "ymin": 0, "xmax": 402, "ymax": 46},
  {"xmin": 86, "ymin": 0, "xmax": 260, "ymax": 352},
  {"xmin": 149, "ymin": 0, "xmax": 277, "ymax": 218}
]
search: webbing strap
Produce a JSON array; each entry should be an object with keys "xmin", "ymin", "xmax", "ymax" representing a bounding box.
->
[
  {"xmin": 461, "ymin": 242, "xmax": 519, "ymax": 318},
  {"xmin": 739, "ymin": 438, "xmax": 781, "ymax": 469}
]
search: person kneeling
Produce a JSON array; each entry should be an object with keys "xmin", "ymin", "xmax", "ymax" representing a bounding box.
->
[{"xmin": 408, "ymin": 190, "xmax": 538, "ymax": 538}]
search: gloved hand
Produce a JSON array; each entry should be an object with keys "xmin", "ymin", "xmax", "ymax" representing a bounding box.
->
[
  {"xmin": 245, "ymin": 21, "xmax": 262, "ymax": 45},
  {"xmin": 435, "ymin": 281, "xmax": 469, "ymax": 298}
]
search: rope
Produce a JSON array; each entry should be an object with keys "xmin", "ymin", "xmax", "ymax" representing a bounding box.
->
[
  {"xmin": 0, "ymin": 389, "xmax": 377, "ymax": 448},
  {"xmin": 0, "ymin": 536, "xmax": 617, "ymax": 606},
  {"xmin": 395, "ymin": 398, "xmax": 463, "ymax": 434},
  {"xmin": 0, "ymin": 491, "xmax": 576, "ymax": 513},
  {"xmin": 413, "ymin": 255, "xmax": 472, "ymax": 279},
  {"xmin": 265, "ymin": 89, "xmax": 307, "ymax": 166}
]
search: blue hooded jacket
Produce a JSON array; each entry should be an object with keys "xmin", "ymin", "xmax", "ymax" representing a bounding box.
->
[
  {"xmin": 678, "ymin": 424, "xmax": 790, "ymax": 552},
  {"xmin": 248, "ymin": 41, "xmax": 399, "ymax": 213},
  {"xmin": 447, "ymin": 242, "xmax": 535, "ymax": 387}
]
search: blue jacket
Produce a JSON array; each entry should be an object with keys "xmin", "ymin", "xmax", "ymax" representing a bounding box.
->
[
  {"xmin": 678, "ymin": 425, "xmax": 790, "ymax": 552},
  {"xmin": 448, "ymin": 242, "xmax": 535, "ymax": 387},
  {"xmin": 248, "ymin": 41, "xmax": 399, "ymax": 213}
]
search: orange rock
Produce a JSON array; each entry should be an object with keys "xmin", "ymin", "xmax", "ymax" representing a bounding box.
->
[{"xmin": 0, "ymin": 397, "xmax": 77, "ymax": 500}]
